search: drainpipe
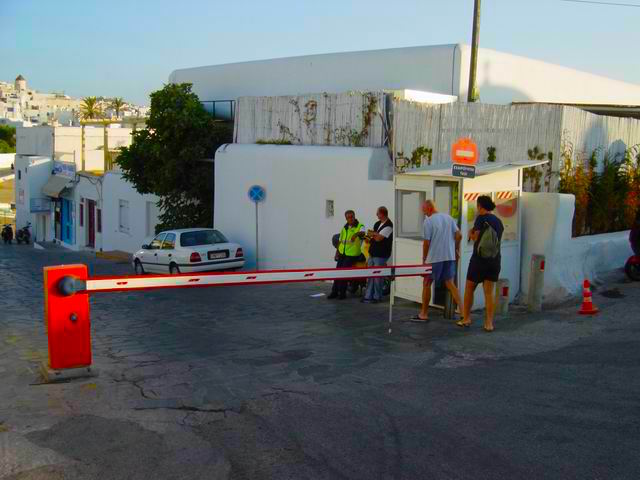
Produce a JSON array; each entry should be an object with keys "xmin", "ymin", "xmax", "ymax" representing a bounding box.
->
[{"xmin": 81, "ymin": 125, "xmax": 86, "ymax": 171}]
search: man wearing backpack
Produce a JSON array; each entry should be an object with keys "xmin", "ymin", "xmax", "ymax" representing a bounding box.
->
[{"xmin": 458, "ymin": 195, "xmax": 504, "ymax": 332}]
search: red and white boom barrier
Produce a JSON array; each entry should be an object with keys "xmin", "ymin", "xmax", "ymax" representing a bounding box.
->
[{"xmin": 43, "ymin": 264, "xmax": 432, "ymax": 376}]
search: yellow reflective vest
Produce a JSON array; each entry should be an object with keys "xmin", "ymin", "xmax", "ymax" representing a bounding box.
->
[{"xmin": 338, "ymin": 222, "xmax": 364, "ymax": 257}]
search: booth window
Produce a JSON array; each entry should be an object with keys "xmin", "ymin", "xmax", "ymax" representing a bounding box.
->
[
  {"xmin": 396, "ymin": 190, "xmax": 426, "ymax": 239},
  {"xmin": 494, "ymin": 192, "xmax": 519, "ymax": 242}
]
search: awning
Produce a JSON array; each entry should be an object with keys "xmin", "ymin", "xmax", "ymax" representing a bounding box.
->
[
  {"xmin": 402, "ymin": 160, "xmax": 550, "ymax": 179},
  {"xmin": 42, "ymin": 175, "xmax": 73, "ymax": 198}
]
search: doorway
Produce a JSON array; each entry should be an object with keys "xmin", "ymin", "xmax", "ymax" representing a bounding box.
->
[
  {"xmin": 87, "ymin": 200, "xmax": 96, "ymax": 248},
  {"xmin": 433, "ymin": 181, "xmax": 461, "ymax": 312}
]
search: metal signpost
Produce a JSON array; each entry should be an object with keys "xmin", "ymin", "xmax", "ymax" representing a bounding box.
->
[
  {"xmin": 248, "ymin": 185, "xmax": 266, "ymax": 270},
  {"xmin": 451, "ymin": 138, "xmax": 478, "ymax": 178}
]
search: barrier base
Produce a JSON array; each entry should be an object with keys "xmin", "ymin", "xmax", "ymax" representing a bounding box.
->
[{"xmin": 39, "ymin": 363, "xmax": 98, "ymax": 383}]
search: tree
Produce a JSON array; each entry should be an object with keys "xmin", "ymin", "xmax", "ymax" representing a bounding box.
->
[
  {"xmin": 110, "ymin": 97, "xmax": 125, "ymax": 119},
  {"xmin": 116, "ymin": 83, "xmax": 233, "ymax": 232},
  {"xmin": 0, "ymin": 125, "xmax": 16, "ymax": 152},
  {"xmin": 80, "ymin": 96, "xmax": 102, "ymax": 120}
]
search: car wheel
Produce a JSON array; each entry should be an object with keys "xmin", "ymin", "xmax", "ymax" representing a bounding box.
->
[
  {"xmin": 169, "ymin": 263, "xmax": 180, "ymax": 275},
  {"xmin": 134, "ymin": 260, "xmax": 145, "ymax": 275}
]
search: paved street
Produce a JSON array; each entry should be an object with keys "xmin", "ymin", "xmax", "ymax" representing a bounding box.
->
[{"xmin": 1, "ymin": 244, "xmax": 639, "ymax": 479}]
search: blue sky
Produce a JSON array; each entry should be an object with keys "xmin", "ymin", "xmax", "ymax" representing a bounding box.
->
[{"xmin": 2, "ymin": 0, "xmax": 639, "ymax": 105}]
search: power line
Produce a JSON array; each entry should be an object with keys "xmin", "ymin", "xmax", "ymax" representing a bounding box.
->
[{"xmin": 560, "ymin": 0, "xmax": 640, "ymax": 7}]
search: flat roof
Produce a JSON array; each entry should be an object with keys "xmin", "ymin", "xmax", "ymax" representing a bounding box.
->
[{"xmin": 401, "ymin": 160, "xmax": 549, "ymax": 179}]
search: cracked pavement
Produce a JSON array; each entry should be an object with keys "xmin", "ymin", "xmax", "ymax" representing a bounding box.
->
[{"xmin": 0, "ymin": 243, "xmax": 639, "ymax": 479}]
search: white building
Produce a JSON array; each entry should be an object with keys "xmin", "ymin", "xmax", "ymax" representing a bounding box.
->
[
  {"xmin": 170, "ymin": 44, "xmax": 640, "ymax": 108},
  {"xmin": 215, "ymin": 144, "xmax": 393, "ymax": 270},
  {"xmin": 16, "ymin": 124, "xmax": 133, "ymax": 171},
  {"xmin": 0, "ymin": 75, "xmax": 83, "ymax": 126},
  {"xmin": 14, "ymin": 125, "xmax": 160, "ymax": 252}
]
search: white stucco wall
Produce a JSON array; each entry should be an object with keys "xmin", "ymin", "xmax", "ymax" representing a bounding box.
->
[
  {"xmin": 16, "ymin": 126, "xmax": 133, "ymax": 172},
  {"xmin": 172, "ymin": 45, "xmax": 459, "ymax": 103},
  {"xmin": 14, "ymin": 155, "xmax": 55, "ymax": 241},
  {"xmin": 100, "ymin": 172, "xmax": 160, "ymax": 253},
  {"xmin": 521, "ymin": 193, "xmax": 632, "ymax": 302},
  {"xmin": 0, "ymin": 153, "xmax": 15, "ymax": 169},
  {"xmin": 214, "ymin": 144, "xmax": 394, "ymax": 270},
  {"xmin": 171, "ymin": 44, "xmax": 640, "ymax": 106}
]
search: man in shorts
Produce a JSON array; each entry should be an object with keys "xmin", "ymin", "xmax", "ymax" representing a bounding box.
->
[{"xmin": 414, "ymin": 200, "xmax": 462, "ymax": 322}]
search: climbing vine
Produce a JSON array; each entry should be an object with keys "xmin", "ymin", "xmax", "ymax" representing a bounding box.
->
[
  {"xmin": 487, "ymin": 146, "xmax": 497, "ymax": 162},
  {"xmin": 395, "ymin": 145, "xmax": 433, "ymax": 171}
]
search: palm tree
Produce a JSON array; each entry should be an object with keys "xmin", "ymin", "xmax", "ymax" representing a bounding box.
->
[
  {"xmin": 110, "ymin": 97, "xmax": 125, "ymax": 119},
  {"xmin": 80, "ymin": 96, "xmax": 102, "ymax": 120}
]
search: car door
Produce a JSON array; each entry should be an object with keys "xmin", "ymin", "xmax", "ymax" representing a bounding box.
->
[
  {"xmin": 143, "ymin": 233, "xmax": 166, "ymax": 273},
  {"xmin": 156, "ymin": 232, "xmax": 176, "ymax": 273}
]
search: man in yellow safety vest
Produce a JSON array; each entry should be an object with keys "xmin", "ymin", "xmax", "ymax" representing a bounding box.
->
[{"xmin": 328, "ymin": 210, "xmax": 365, "ymax": 300}]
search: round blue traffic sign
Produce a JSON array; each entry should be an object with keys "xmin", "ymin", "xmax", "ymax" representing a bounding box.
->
[{"xmin": 248, "ymin": 185, "xmax": 266, "ymax": 203}]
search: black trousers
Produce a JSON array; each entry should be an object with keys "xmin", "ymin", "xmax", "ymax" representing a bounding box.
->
[{"xmin": 331, "ymin": 255, "xmax": 359, "ymax": 296}]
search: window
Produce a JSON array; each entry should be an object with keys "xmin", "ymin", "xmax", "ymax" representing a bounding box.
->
[
  {"xmin": 180, "ymin": 230, "xmax": 228, "ymax": 247},
  {"xmin": 118, "ymin": 199, "xmax": 129, "ymax": 233},
  {"xmin": 97, "ymin": 209, "xmax": 102, "ymax": 233},
  {"xmin": 149, "ymin": 233, "xmax": 166, "ymax": 250},
  {"xmin": 79, "ymin": 202, "xmax": 84, "ymax": 227},
  {"xmin": 162, "ymin": 233, "xmax": 176, "ymax": 250},
  {"xmin": 494, "ymin": 192, "xmax": 519, "ymax": 242},
  {"xmin": 396, "ymin": 190, "xmax": 426, "ymax": 239},
  {"xmin": 325, "ymin": 200, "xmax": 334, "ymax": 218},
  {"xmin": 18, "ymin": 170, "xmax": 21, "ymax": 180}
]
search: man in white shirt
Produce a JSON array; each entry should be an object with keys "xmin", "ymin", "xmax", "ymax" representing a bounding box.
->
[{"xmin": 413, "ymin": 200, "xmax": 462, "ymax": 321}]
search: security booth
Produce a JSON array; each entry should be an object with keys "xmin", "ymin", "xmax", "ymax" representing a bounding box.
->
[{"xmin": 392, "ymin": 160, "xmax": 547, "ymax": 311}]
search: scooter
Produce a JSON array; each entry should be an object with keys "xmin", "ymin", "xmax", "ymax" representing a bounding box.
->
[
  {"xmin": 1, "ymin": 224, "xmax": 13, "ymax": 244},
  {"xmin": 15, "ymin": 223, "xmax": 31, "ymax": 245}
]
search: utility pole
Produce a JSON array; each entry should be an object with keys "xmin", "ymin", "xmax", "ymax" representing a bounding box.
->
[{"xmin": 467, "ymin": 0, "xmax": 481, "ymax": 102}]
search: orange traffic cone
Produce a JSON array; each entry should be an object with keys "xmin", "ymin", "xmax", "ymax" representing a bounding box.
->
[{"xmin": 578, "ymin": 279, "xmax": 599, "ymax": 315}]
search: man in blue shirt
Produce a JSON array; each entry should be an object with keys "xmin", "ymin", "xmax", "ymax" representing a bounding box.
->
[{"xmin": 413, "ymin": 200, "xmax": 462, "ymax": 322}]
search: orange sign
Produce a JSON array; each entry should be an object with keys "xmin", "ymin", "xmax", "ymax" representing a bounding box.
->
[{"xmin": 451, "ymin": 138, "xmax": 478, "ymax": 166}]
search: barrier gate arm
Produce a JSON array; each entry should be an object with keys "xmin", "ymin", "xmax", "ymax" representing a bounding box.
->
[{"xmin": 43, "ymin": 263, "xmax": 432, "ymax": 372}]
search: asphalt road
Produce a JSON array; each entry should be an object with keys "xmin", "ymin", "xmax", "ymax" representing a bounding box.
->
[{"xmin": 0, "ymin": 243, "xmax": 639, "ymax": 479}]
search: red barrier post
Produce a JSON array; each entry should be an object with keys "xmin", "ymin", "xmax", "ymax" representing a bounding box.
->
[{"xmin": 43, "ymin": 264, "xmax": 93, "ymax": 380}]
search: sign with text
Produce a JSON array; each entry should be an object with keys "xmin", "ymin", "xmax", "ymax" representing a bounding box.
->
[
  {"xmin": 452, "ymin": 164, "xmax": 476, "ymax": 178},
  {"xmin": 451, "ymin": 138, "xmax": 478, "ymax": 166},
  {"xmin": 30, "ymin": 197, "xmax": 52, "ymax": 213},
  {"xmin": 52, "ymin": 160, "xmax": 76, "ymax": 178}
]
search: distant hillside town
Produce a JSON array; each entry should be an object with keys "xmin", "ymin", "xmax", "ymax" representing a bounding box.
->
[{"xmin": 0, "ymin": 75, "xmax": 148, "ymax": 127}]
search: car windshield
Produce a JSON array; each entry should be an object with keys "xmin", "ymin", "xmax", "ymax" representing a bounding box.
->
[{"xmin": 180, "ymin": 230, "xmax": 228, "ymax": 247}]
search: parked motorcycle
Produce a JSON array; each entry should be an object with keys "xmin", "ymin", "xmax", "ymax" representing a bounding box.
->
[
  {"xmin": 15, "ymin": 223, "xmax": 31, "ymax": 245},
  {"xmin": 626, "ymin": 222, "xmax": 640, "ymax": 281},
  {"xmin": 1, "ymin": 224, "xmax": 13, "ymax": 244},
  {"xmin": 626, "ymin": 255, "xmax": 640, "ymax": 281}
]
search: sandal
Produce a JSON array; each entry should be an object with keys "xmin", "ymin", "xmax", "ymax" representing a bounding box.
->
[
  {"xmin": 409, "ymin": 315, "xmax": 429, "ymax": 323},
  {"xmin": 456, "ymin": 320, "xmax": 471, "ymax": 328},
  {"xmin": 483, "ymin": 326, "xmax": 494, "ymax": 332}
]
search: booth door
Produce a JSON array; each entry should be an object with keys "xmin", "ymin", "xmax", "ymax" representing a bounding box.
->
[{"xmin": 432, "ymin": 181, "xmax": 460, "ymax": 309}]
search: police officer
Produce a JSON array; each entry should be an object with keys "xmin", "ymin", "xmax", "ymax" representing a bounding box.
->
[{"xmin": 328, "ymin": 210, "xmax": 365, "ymax": 300}]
